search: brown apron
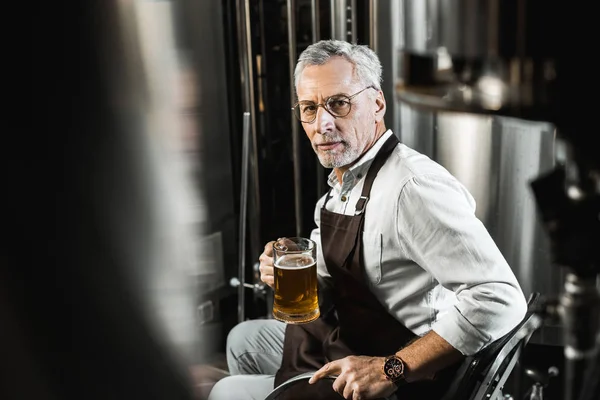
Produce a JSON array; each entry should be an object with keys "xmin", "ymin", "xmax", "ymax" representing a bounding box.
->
[{"xmin": 273, "ymin": 135, "xmax": 457, "ymax": 399}]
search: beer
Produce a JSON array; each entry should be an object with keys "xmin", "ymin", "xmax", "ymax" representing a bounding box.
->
[{"xmin": 273, "ymin": 254, "xmax": 320, "ymax": 323}]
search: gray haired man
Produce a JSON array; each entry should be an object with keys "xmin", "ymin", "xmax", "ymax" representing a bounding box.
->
[{"xmin": 209, "ymin": 39, "xmax": 526, "ymax": 400}]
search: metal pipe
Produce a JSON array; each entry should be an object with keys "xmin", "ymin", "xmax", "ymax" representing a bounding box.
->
[
  {"xmin": 242, "ymin": 0, "xmax": 257, "ymax": 146},
  {"xmin": 246, "ymin": 0, "xmax": 262, "ymax": 264},
  {"xmin": 330, "ymin": 0, "xmax": 355, "ymax": 42},
  {"xmin": 236, "ymin": 0, "xmax": 260, "ymax": 322},
  {"xmin": 311, "ymin": 0, "xmax": 320, "ymax": 42},
  {"xmin": 560, "ymin": 273, "xmax": 600, "ymax": 400},
  {"xmin": 287, "ymin": 0, "xmax": 303, "ymax": 237},
  {"xmin": 330, "ymin": 0, "xmax": 347, "ymax": 40},
  {"xmin": 236, "ymin": 1, "xmax": 250, "ymax": 112},
  {"xmin": 237, "ymin": 112, "xmax": 251, "ymax": 323},
  {"xmin": 330, "ymin": 0, "xmax": 336, "ymax": 39},
  {"xmin": 350, "ymin": 0, "xmax": 356, "ymax": 43},
  {"xmin": 369, "ymin": 0, "xmax": 378, "ymax": 51},
  {"xmin": 234, "ymin": 0, "xmax": 248, "ymax": 324},
  {"xmin": 310, "ymin": 0, "xmax": 325, "ymax": 197}
]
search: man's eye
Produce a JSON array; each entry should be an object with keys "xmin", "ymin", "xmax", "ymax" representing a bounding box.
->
[
  {"xmin": 329, "ymin": 99, "xmax": 349, "ymax": 109},
  {"xmin": 302, "ymin": 104, "xmax": 317, "ymax": 113}
]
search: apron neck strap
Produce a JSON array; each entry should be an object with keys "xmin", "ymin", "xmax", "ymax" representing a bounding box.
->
[
  {"xmin": 322, "ymin": 134, "xmax": 399, "ymax": 212},
  {"xmin": 354, "ymin": 134, "xmax": 399, "ymax": 215}
]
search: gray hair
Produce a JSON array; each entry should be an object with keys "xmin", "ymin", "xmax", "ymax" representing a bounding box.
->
[{"xmin": 294, "ymin": 40, "xmax": 382, "ymax": 92}]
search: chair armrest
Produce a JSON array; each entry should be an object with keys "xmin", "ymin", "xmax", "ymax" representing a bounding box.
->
[{"xmin": 263, "ymin": 372, "xmax": 338, "ymax": 400}]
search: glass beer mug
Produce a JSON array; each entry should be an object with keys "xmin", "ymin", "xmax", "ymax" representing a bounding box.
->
[{"xmin": 272, "ymin": 237, "xmax": 320, "ymax": 324}]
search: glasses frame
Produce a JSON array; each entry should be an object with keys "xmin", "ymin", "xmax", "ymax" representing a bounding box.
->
[{"xmin": 291, "ymin": 86, "xmax": 376, "ymax": 123}]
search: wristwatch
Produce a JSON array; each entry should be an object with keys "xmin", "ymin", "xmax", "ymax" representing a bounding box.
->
[{"xmin": 382, "ymin": 354, "xmax": 406, "ymax": 385}]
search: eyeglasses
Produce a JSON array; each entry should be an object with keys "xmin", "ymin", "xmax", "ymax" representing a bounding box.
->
[{"xmin": 291, "ymin": 86, "xmax": 376, "ymax": 123}]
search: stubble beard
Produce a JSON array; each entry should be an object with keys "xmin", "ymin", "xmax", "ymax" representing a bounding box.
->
[{"xmin": 314, "ymin": 141, "xmax": 361, "ymax": 169}]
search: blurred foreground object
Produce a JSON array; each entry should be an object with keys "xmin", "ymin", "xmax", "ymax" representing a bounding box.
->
[{"xmin": 3, "ymin": 1, "xmax": 221, "ymax": 399}]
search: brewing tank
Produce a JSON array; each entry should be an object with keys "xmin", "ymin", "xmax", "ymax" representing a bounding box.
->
[{"xmin": 375, "ymin": 0, "xmax": 566, "ymax": 345}]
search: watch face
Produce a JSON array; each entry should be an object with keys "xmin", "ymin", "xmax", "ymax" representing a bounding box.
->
[{"xmin": 385, "ymin": 356, "xmax": 404, "ymax": 380}]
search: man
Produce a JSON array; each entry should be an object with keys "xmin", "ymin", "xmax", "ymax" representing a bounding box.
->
[{"xmin": 209, "ymin": 39, "xmax": 527, "ymax": 400}]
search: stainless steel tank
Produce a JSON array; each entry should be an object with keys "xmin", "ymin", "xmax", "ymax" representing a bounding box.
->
[
  {"xmin": 374, "ymin": 0, "xmax": 564, "ymax": 345},
  {"xmin": 392, "ymin": 2, "xmax": 600, "ymax": 398}
]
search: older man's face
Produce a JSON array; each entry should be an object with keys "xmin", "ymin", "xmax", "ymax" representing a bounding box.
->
[{"xmin": 296, "ymin": 57, "xmax": 383, "ymax": 170}]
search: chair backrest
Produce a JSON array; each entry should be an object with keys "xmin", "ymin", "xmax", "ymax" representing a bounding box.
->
[{"xmin": 440, "ymin": 292, "xmax": 543, "ymax": 400}]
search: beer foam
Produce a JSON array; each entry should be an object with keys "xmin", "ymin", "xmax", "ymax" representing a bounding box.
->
[{"xmin": 274, "ymin": 254, "xmax": 316, "ymax": 270}]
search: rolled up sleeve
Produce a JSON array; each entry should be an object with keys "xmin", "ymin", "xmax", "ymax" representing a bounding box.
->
[{"xmin": 397, "ymin": 174, "xmax": 527, "ymax": 355}]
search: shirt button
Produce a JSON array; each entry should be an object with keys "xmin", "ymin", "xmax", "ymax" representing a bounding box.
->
[
  {"xmin": 357, "ymin": 174, "xmax": 362, "ymax": 179},
  {"xmin": 341, "ymin": 195, "xmax": 347, "ymax": 202}
]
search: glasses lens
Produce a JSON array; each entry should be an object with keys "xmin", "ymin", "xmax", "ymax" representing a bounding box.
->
[
  {"xmin": 326, "ymin": 96, "xmax": 351, "ymax": 117},
  {"xmin": 294, "ymin": 102, "xmax": 317, "ymax": 122},
  {"xmin": 292, "ymin": 106, "xmax": 302, "ymax": 121}
]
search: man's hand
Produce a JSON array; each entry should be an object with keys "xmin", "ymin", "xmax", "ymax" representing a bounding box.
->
[
  {"xmin": 308, "ymin": 356, "xmax": 396, "ymax": 400},
  {"xmin": 259, "ymin": 238, "xmax": 300, "ymax": 288},
  {"xmin": 258, "ymin": 241, "xmax": 276, "ymax": 288}
]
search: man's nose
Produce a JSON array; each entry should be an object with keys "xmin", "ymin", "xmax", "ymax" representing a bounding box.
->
[{"xmin": 315, "ymin": 106, "xmax": 335, "ymax": 135}]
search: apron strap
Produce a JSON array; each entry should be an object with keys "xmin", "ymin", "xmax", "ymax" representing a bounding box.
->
[
  {"xmin": 354, "ymin": 134, "xmax": 399, "ymax": 215},
  {"xmin": 321, "ymin": 134, "xmax": 399, "ymax": 213}
]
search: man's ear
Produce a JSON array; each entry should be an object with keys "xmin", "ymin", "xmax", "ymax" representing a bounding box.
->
[{"xmin": 374, "ymin": 90, "xmax": 386, "ymax": 123}]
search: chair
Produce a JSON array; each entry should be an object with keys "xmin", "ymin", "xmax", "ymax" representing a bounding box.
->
[
  {"xmin": 263, "ymin": 372, "xmax": 336, "ymax": 400},
  {"xmin": 264, "ymin": 293, "xmax": 542, "ymax": 400},
  {"xmin": 440, "ymin": 292, "xmax": 543, "ymax": 400}
]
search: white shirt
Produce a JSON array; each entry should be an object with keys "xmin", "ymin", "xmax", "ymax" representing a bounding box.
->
[{"xmin": 310, "ymin": 129, "xmax": 527, "ymax": 356}]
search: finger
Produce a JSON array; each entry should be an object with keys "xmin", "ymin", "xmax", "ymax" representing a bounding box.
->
[
  {"xmin": 352, "ymin": 389, "xmax": 364, "ymax": 400},
  {"xmin": 277, "ymin": 237, "xmax": 300, "ymax": 251},
  {"xmin": 331, "ymin": 375, "xmax": 347, "ymax": 397},
  {"xmin": 259, "ymin": 264, "xmax": 274, "ymax": 275},
  {"xmin": 259, "ymin": 253, "xmax": 273, "ymax": 265},
  {"xmin": 309, "ymin": 361, "xmax": 341, "ymax": 384},
  {"xmin": 264, "ymin": 241, "xmax": 275, "ymax": 256},
  {"xmin": 259, "ymin": 265, "xmax": 274, "ymax": 286},
  {"xmin": 262, "ymin": 276, "xmax": 274, "ymax": 287},
  {"xmin": 259, "ymin": 251, "xmax": 274, "ymax": 271},
  {"xmin": 342, "ymin": 381, "xmax": 355, "ymax": 400},
  {"xmin": 259, "ymin": 269, "xmax": 273, "ymax": 286}
]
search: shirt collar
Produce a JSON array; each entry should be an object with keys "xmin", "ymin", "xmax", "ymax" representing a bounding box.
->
[{"xmin": 327, "ymin": 129, "xmax": 395, "ymax": 189}]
